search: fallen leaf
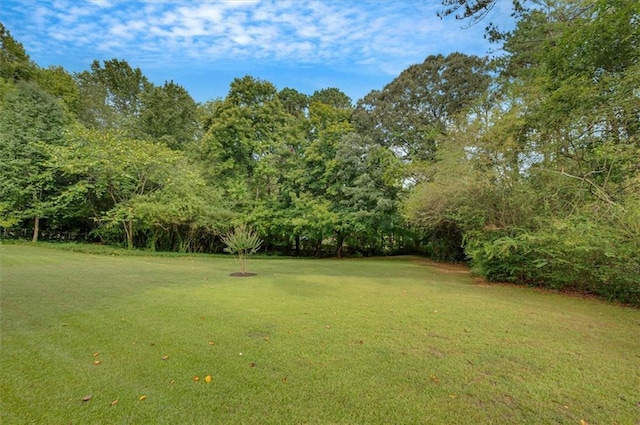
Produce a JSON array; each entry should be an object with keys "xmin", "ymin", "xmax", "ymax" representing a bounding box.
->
[
  {"xmin": 430, "ymin": 374, "xmax": 440, "ymax": 383},
  {"xmin": 263, "ymin": 336, "xmax": 270, "ymax": 341},
  {"xmin": 92, "ymin": 352, "xmax": 100, "ymax": 357},
  {"xmin": 204, "ymin": 375, "xmax": 212, "ymax": 383},
  {"xmin": 239, "ymin": 352, "xmax": 243, "ymax": 356},
  {"xmin": 139, "ymin": 395, "xmax": 146, "ymax": 401},
  {"xmin": 161, "ymin": 355, "xmax": 169, "ymax": 360},
  {"xmin": 580, "ymin": 420, "xmax": 589, "ymax": 425},
  {"xmin": 94, "ymin": 360, "xmax": 101, "ymax": 366},
  {"xmin": 169, "ymin": 380, "xmax": 175, "ymax": 385},
  {"xmin": 111, "ymin": 399, "xmax": 118, "ymax": 406},
  {"xmin": 82, "ymin": 395, "xmax": 93, "ymax": 402},
  {"xmin": 358, "ymin": 340, "xmax": 364, "ymax": 344},
  {"xmin": 200, "ymin": 316, "xmax": 205, "ymax": 320},
  {"xmin": 208, "ymin": 341, "xmax": 215, "ymax": 346},
  {"xmin": 449, "ymin": 394, "xmax": 457, "ymax": 398},
  {"xmin": 325, "ymin": 326, "xmax": 331, "ymax": 329},
  {"xmin": 282, "ymin": 376, "xmax": 288, "ymax": 383},
  {"xmin": 193, "ymin": 376, "xmax": 200, "ymax": 382},
  {"xmin": 250, "ymin": 362, "xmax": 256, "ymax": 368}
]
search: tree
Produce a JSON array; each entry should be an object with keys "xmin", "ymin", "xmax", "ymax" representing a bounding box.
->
[
  {"xmin": 0, "ymin": 23, "xmax": 36, "ymax": 82},
  {"xmin": 353, "ymin": 53, "xmax": 490, "ymax": 163},
  {"xmin": 299, "ymin": 101, "xmax": 353, "ymax": 255},
  {"xmin": 329, "ymin": 133, "xmax": 405, "ymax": 256},
  {"xmin": 35, "ymin": 65, "xmax": 80, "ymax": 119},
  {"xmin": 191, "ymin": 76, "xmax": 310, "ymax": 253},
  {"xmin": 195, "ymin": 76, "xmax": 297, "ymax": 205},
  {"xmin": 58, "ymin": 126, "xmax": 186, "ymax": 249},
  {"xmin": 438, "ymin": 0, "xmax": 528, "ymax": 29},
  {"xmin": 228, "ymin": 74, "xmax": 277, "ymax": 107},
  {"xmin": 277, "ymin": 87, "xmax": 309, "ymax": 117},
  {"xmin": 299, "ymin": 97, "xmax": 407, "ymax": 256},
  {"xmin": 0, "ymin": 81, "xmax": 66, "ymax": 241},
  {"xmin": 222, "ymin": 224, "xmax": 263, "ymax": 276},
  {"xmin": 75, "ymin": 58, "xmax": 151, "ymax": 132},
  {"xmin": 130, "ymin": 162, "xmax": 232, "ymax": 253},
  {"xmin": 137, "ymin": 80, "xmax": 198, "ymax": 150},
  {"xmin": 196, "ymin": 76, "xmax": 281, "ymax": 180},
  {"xmin": 411, "ymin": 0, "xmax": 640, "ymax": 303},
  {"xmin": 309, "ymin": 87, "xmax": 352, "ymax": 109}
]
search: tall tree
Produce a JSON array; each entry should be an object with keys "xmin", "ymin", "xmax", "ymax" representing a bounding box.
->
[
  {"xmin": 409, "ymin": 0, "xmax": 640, "ymax": 303},
  {"xmin": 137, "ymin": 80, "xmax": 198, "ymax": 150},
  {"xmin": 277, "ymin": 87, "xmax": 309, "ymax": 117},
  {"xmin": 75, "ymin": 58, "xmax": 151, "ymax": 132},
  {"xmin": 196, "ymin": 75, "xmax": 287, "ymax": 182},
  {"xmin": 194, "ymin": 75, "xmax": 303, "ymax": 253},
  {"xmin": 309, "ymin": 87, "xmax": 352, "ymax": 109},
  {"xmin": 298, "ymin": 100, "xmax": 364, "ymax": 256},
  {"xmin": 228, "ymin": 74, "xmax": 277, "ymax": 107},
  {"xmin": 0, "ymin": 23, "xmax": 36, "ymax": 82},
  {"xmin": 0, "ymin": 81, "xmax": 66, "ymax": 241},
  {"xmin": 353, "ymin": 53, "xmax": 490, "ymax": 163},
  {"xmin": 329, "ymin": 133, "xmax": 405, "ymax": 256},
  {"xmin": 35, "ymin": 65, "xmax": 80, "ymax": 119},
  {"xmin": 52, "ymin": 125, "xmax": 230, "ymax": 251}
]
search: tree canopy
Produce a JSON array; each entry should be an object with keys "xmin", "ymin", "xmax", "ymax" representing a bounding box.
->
[{"xmin": 1, "ymin": 1, "xmax": 638, "ymax": 305}]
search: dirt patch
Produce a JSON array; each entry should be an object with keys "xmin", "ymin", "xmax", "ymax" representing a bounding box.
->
[
  {"xmin": 473, "ymin": 276, "xmax": 492, "ymax": 287},
  {"xmin": 528, "ymin": 285, "xmax": 605, "ymax": 301},
  {"xmin": 412, "ymin": 259, "xmax": 471, "ymax": 274},
  {"xmin": 229, "ymin": 272, "xmax": 258, "ymax": 277},
  {"xmin": 472, "ymin": 277, "xmax": 609, "ymax": 302}
]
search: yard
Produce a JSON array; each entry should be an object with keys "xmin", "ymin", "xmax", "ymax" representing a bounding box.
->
[{"xmin": 1, "ymin": 244, "xmax": 638, "ymax": 424}]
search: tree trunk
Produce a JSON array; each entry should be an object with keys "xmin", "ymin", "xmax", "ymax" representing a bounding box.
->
[
  {"xmin": 148, "ymin": 231, "xmax": 158, "ymax": 252},
  {"xmin": 335, "ymin": 232, "xmax": 344, "ymax": 258},
  {"xmin": 239, "ymin": 252, "xmax": 246, "ymax": 275},
  {"xmin": 32, "ymin": 216, "xmax": 40, "ymax": 242},
  {"xmin": 124, "ymin": 220, "xmax": 134, "ymax": 250},
  {"xmin": 295, "ymin": 235, "xmax": 300, "ymax": 256},
  {"xmin": 314, "ymin": 239, "xmax": 322, "ymax": 257}
]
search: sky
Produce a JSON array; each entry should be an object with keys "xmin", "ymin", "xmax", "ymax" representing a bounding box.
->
[{"xmin": 1, "ymin": 0, "xmax": 513, "ymax": 104}]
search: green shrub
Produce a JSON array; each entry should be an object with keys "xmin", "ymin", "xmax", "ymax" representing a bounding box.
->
[
  {"xmin": 221, "ymin": 224, "xmax": 263, "ymax": 275},
  {"xmin": 465, "ymin": 217, "xmax": 640, "ymax": 306}
]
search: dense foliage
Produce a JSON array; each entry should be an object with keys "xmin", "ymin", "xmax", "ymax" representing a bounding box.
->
[
  {"xmin": 1, "ymin": 1, "xmax": 638, "ymax": 304},
  {"xmin": 411, "ymin": 0, "xmax": 640, "ymax": 304}
]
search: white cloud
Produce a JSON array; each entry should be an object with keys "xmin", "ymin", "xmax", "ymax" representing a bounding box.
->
[
  {"xmin": 1, "ymin": 0, "xmax": 512, "ymax": 100},
  {"xmin": 87, "ymin": 0, "xmax": 114, "ymax": 8},
  {"xmin": 13, "ymin": 1, "xmax": 495, "ymax": 68}
]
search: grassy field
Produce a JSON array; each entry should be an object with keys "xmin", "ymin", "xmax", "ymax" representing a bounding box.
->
[{"xmin": 1, "ymin": 243, "xmax": 639, "ymax": 424}]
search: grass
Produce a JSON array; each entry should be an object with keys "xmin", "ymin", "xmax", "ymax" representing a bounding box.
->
[{"xmin": 1, "ymin": 243, "xmax": 639, "ymax": 424}]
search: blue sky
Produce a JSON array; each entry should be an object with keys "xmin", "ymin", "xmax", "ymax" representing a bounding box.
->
[{"xmin": 2, "ymin": 0, "xmax": 512, "ymax": 103}]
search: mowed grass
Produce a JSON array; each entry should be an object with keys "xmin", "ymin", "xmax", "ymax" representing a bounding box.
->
[{"xmin": 1, "ymin": 244, "xmax": 639, "ymax": 424}]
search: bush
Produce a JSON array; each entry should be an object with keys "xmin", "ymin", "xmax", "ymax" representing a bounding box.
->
[
  {"xmin": 221, "ymin": 224, "xmax": 263, "ymax": 275},
  {"xmin": 465, "ymin": 217, "xmax": 640, "ymax": 306}
]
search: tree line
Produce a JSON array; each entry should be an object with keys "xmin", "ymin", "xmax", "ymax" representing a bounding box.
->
[{"xmin": 1, "ymin": 0, "xmax": 638, "ymax": 304}]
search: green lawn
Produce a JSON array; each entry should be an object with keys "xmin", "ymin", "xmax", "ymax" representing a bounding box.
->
[{"xmin": 1, "ymin": 244, "xmax": 639, "ymax": 424}]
